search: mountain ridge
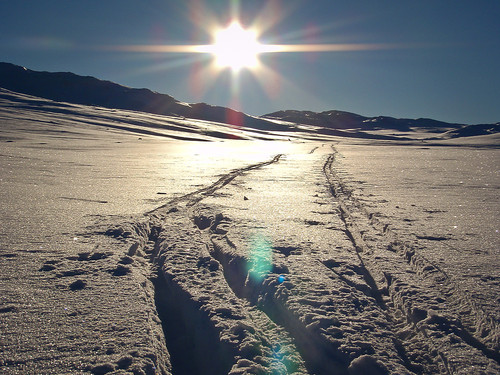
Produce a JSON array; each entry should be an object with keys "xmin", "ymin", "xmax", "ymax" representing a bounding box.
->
[
  {"xmin": 0, "ymin": 62, "xmax": 289, "ymax": 132},
  {"xmin": 1, "ymin": 62, "xmax": 498, "ymax": 138},
  {"xmin": 262, "ymin": 109, "xmax": 466, "ymax": 131}
]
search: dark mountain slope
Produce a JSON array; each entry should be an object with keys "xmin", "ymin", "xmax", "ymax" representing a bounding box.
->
[
  {"xmin": 442, "ymin": 123, "xmax": 500, "ymax": 138},
  {"xmin": 2, "ymin": 62, "xmax": 497, "ymax": 138},
  {"xmin": 263, "ymin": 109, "xmax": 465, "ymax": 132},
  {"xmin": 0, "ymin": 62, "xmax": 289, "ymax": 131}
]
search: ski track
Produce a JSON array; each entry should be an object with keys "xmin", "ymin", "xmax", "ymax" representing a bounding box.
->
[
  {"xmin": 98, "ymin": 145, "xmax": 499, "ymax": 375},
  {"xmin": 323, "ymin": 148, "xmax": 500, "ymax": 374}
]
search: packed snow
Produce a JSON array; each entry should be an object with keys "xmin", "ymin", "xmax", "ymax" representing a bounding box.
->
[{"xmin": 0, "ymin": 89, "xmax": 499, "ymax": 374}]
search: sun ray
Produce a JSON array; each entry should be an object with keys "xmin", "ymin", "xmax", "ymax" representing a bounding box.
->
[
  {"xmin": 249, "ymin": 0, "xmax": 287, "ymax": 36},
  {"xmin": 108, "ymin": 41, "xmax": 406, "ymax": 54},
  {"xmin": 108, "ymin": 45, "xmax": 210, "ymax": 53},
  {"xmin": 188, "ymin": 58, "xmax": 219, "ymax": 98},
  {"xmin": 104, "ymin": 11, "xmax": 425, "ymax": 116},
  {"xmin": 250, "ymin": 59, "xmax": 332, "ymax": 111},
  {"xmin": 261, "ymin": 43, "xmax": 404, "ymax": 53}
]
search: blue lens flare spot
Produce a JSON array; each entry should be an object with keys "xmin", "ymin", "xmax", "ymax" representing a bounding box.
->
[
  {"xmin": 247, "ymin": 233, "xmax": 272, "ymax": 283},
  {"xmin": 278, "ymin": 275, "xmax": 285, "ymax": 283}
]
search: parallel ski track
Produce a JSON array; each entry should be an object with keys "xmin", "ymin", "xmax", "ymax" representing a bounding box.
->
[
  {"xmin": 148, "ymin": 154, "xmax": 283, "ymax": 214},
  {"xmin": 323, "ymin": 147, "xmax": 500, "ymax": 372},
  {"xmin": 104, "ymin": 147, "xmax": 499, "ymax": 374}
]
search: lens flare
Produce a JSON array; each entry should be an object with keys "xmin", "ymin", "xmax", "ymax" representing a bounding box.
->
[
  {"xmin": 105, "ymin": 2, "xmax": 419, "ymax": 113},
  {"xmin": 270, "ymin": 342, "xmax": 299, "ymax": 373},
  {"xmin": 247, "ymin": 233, "xmax": 272, "ymax": 283}
]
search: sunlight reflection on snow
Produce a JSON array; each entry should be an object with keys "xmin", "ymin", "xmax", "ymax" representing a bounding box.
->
[{"xmin": 180, "ymin": 140, "xmax": 294, "ymax": 161}]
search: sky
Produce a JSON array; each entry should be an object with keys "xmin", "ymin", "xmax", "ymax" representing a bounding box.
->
[{"xmin": 1, "ymin": 0, "xmax": 499, "ymax": 124}]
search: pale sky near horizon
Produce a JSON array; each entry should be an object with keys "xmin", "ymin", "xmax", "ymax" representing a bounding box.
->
[{"xmin": 1, "ymin": 0, "xmax": 499, "ymax": 124}]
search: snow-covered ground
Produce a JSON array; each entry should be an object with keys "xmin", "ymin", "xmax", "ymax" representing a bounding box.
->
[{"xmin": 0, "ymin": 89, "xmax": 498, "ymax": 374}]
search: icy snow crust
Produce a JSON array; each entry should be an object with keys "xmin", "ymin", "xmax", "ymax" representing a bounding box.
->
[{"xmin": 0, "ymin": 89, "xmax": 499, "ymax": 374}]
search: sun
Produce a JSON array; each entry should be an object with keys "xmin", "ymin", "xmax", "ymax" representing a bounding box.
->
[{"xmin": 211, "ymin": 22, "xmax": 262, "ymax": 70}]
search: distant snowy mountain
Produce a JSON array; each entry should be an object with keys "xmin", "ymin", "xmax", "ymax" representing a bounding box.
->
[
  {"xmin": 441, "ymin": 123, "xmax": 500, "ymax": 138},
  {"xmin": 1, "ymin": 62, "xmax": 498, "ymax": 139},
  {"xmin": 263, "ymin": 109, "xmax": 464, "ymax": 131}
]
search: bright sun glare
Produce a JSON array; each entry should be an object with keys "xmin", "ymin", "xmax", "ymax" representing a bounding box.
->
[
  {"xmin": 115, "ymin": 10, "xmax": 401, "ymax": 95},
  {"xmin": 211, "ymin": 22, "xmax": 262, "ymax": 70}
]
